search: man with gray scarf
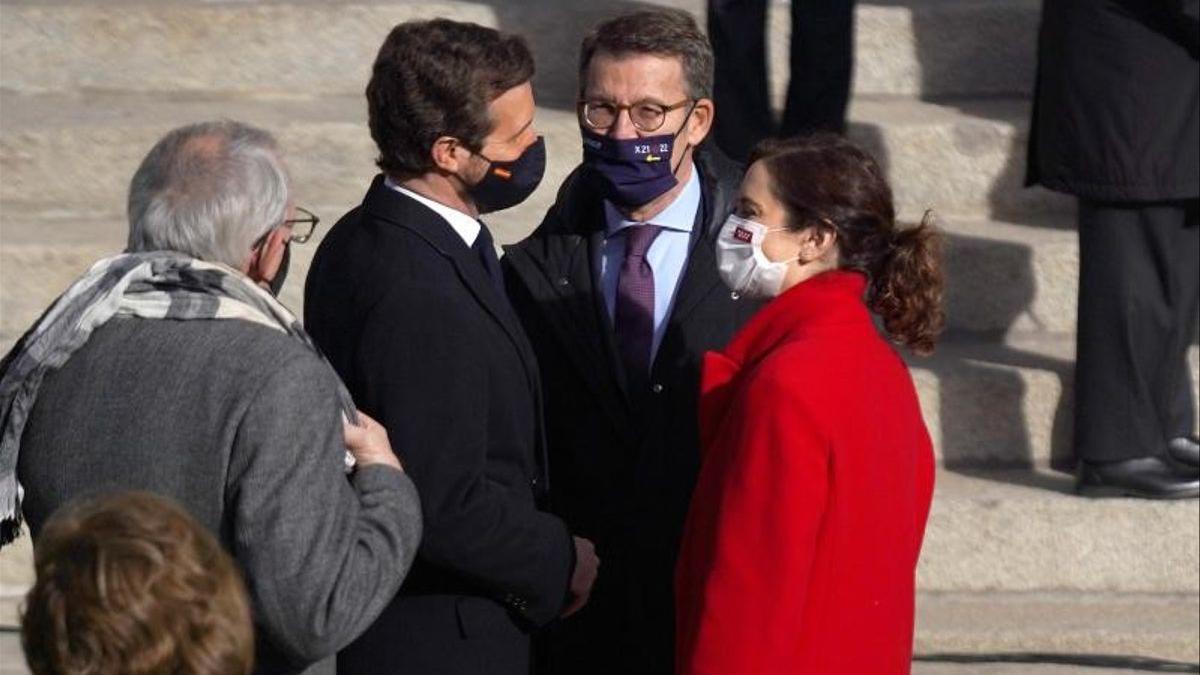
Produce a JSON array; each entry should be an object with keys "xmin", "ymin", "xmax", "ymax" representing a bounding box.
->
[{"xmin": 0, "ymin": 120, "xmax": 423, "ymax": 674}]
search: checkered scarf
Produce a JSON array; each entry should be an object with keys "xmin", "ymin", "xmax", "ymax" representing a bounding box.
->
[{"xmin": 0, "ymin": 251, "xmax": 357, "ymax": 547}]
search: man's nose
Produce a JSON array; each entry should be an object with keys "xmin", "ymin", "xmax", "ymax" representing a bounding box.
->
[{"xmin": 608, "ymin": 108, "xmax": 640, "ymax": 140}]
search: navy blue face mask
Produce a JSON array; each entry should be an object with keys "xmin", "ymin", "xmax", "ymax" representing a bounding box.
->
[
  {"xmin": 581, "ymin": 104, "xmax": 696, "ymax": 208},
  {"xmin": 468, "ymin": 136, "xmax": 547, "ymax": 214}
]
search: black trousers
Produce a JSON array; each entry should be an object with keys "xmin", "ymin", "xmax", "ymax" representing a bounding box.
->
[
  {"xmin": 1074, "ymin": 199, "xmax": 1200, "ymax": 463},
  {"xmin": 708, "ymin": 0, "xmax": 855, "ymax": 162}
]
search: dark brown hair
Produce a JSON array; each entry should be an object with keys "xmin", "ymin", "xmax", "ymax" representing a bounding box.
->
[
  {"xmin": 750, "ymin": 134, "xmax": 944, "ymax": 354},
  {"xmin": 579, "ymin": 8, "xmax": 714, "ymax": 100},
  {"xmin": 367, "ymin": 19, "xmax": 535, "ymax": 180},
  {"xmin": 21, "ymin": 492, "xmax": 254, "ymax": 675}
]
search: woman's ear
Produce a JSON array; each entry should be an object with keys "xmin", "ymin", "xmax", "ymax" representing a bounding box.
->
[
  {"xmin": 798, "ymin": 225, "xmax": 838, "ymax": 264},
  {"xmin": 815, "ymin": 225, "xmax": 839, "ymax": 258}
]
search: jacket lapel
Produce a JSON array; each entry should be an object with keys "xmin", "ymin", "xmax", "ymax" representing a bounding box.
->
[
  {"xmin": 542, "ymin": 229, "xmax": 637, "ymax": 442},
  {"xmin": 654, "ymin": 154, "xmax": 737, "ymax": 365},
  {"xmin": 664, "ymin": 225, "xmax": 724, "ymax": 327},
  {"xmin": 365, "ymin": 178, "xmax": 542, "ymax": 397},
  {"xmin": 585, "ymin": 227, "xmax": 633, "ymax": 400},
  {"xmin": 452, "ymin": 246, "xmax": 543, "ymax": 391}
]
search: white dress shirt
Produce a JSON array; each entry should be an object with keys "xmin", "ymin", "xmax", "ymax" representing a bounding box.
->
[
  {"xmin": 385, "ymin": 177, "xmax": 481, "ymax": 247},
  {"xmin": 597, "ymin": 162, "xmax": 702, "ymax": 361}
]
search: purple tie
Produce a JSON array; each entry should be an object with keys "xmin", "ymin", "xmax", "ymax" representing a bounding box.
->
[{"xmin": 614, "ymin": 224, "xmax": 662, "ymax": 380}]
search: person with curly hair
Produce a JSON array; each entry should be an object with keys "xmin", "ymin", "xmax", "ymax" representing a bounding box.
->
[
  {"xmin": 675, "ymin": 133, "xmax": 943, "ymax": 675},
  {"xmin": 22, "ymin": 491, "xmax": 254, "ymax": 675}
]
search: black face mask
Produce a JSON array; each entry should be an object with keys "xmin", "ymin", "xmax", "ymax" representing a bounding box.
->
[
  {"xmin": 268, "ymin": 242, "xmax": 290, "ymax": 297},
  {"xmin": 468, "ymin": 136, "xmax": 546, "ymax": 214}
]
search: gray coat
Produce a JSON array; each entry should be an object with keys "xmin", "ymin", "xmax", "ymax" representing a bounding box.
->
[{"xmin": 18, "ymin": 317, "xmax": 422, "ymax": 675}]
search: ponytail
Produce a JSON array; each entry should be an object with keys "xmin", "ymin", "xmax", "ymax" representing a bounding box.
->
[
  {"xmin": 749, "ymin": 134, "xmax": 946, "ymax": 354},
  {"xmin": 868, "ymin": 211, "xmax": 945, "ymax": 356}
]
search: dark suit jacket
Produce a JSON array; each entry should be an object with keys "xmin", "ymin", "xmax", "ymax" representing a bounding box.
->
[
  {"xmin": 501, "ymin": 148, "xmax": 759, "ymax": 675},
  {"xmin": 304, "ymin": 176, "xmax": 575, "ymax": 675}
]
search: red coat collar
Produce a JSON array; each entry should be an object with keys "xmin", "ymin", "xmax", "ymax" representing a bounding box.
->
[
  {"xmin": 699, "ymin": 270, "xmax": 875, "ymax": 450},
  {"xmin": 721, "ymin": 270, "xmax": 872, "ymax": 368}
]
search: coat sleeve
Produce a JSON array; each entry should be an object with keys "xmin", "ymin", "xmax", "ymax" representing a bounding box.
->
[
  {"xmin": 355, "ymin": 284, "xmax": 574, "ymax": 626},
  {"xmin": 676, "ymin": 366, "xmax": 829, "ymax": 675},
  {"xmin": 226, "ymin": 352, "xmax": 423, "ymax": 666}
]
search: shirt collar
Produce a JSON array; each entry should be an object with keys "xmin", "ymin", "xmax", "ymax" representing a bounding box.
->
[
  {"xmin": 604, "ymin": 161, "xmax": 701, "ymax": 236},
  {"xmin": 384, "ymin": 177, "xmax": 481, "ymax": 247}
]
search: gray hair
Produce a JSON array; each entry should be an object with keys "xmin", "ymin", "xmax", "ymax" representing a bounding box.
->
[
  {"xmin": 126, "ymin": 120, "xmax": 290, "ymax": 269},
  {"xmin": 578, "ymin": 8, "xmax": 714, "ymax": 100}
]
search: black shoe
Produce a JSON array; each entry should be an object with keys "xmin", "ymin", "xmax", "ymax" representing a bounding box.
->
[
  {"xmin": 1076, "ymin": 456, "xmax": 1200, "ymax": 499},
  {"xmin": 1166, "ymin": 435, "xmax": 1200, "ymax": 468}
]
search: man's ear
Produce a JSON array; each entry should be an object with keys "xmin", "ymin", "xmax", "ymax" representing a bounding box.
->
[
  {"xmin": 685, "ymin": 98, "xmax": 714, "ymax": 147},
  {"xmin": 430, "ymin": 136, "xmax": 468, "ymax": 174},
  {"xmin": 248, "ymin": 226, "xmax": 290, "ymax": 283}
]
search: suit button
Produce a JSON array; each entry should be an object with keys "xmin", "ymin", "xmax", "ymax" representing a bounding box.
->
[
  {"xmin": 730, "ymin": 291, "xmax": 741, "ymax": 300},
  {"xmin": 556, "ymin": 277, "xmax": 570, "ymax": 287},
  {"xmin": 530, "ymin": 477, "xmax": 539, "ymax": 489},
  {"xmin": 651, "ymin": 383, "xmax": 664, "ymax": 394}
]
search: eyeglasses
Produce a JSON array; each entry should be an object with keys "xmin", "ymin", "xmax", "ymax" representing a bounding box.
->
[
  {"xmin": 283, "ymin": 206, "xmax": 320, "ymax": 244},
  {"xmin": 578, "ymin": 98, "xmax": 694, "ymax": 133}
]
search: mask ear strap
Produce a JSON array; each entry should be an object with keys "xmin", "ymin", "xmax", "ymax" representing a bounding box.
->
[
  {"xmin": 472, "ymin": 147, "xmax": 495, "ymax": 168},
  {"xmin": 450, "ymin": 142, "xmax": 491, "ymax": 194},
  {"xmin": 671, "ymin": 101, "xmax": 700, "ymax": 176}
]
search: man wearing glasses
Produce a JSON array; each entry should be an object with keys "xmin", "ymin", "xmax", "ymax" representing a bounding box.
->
[
  {"xmin": 503, "ymin": 9, "xmax": 758, "ymax": 675},
  {"xmin": 4, "ymin": 120, "xmax": 422, "ymax": 675}
]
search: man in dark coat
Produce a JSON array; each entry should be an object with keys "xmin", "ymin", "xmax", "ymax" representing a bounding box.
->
[
  {"xmin": 304, "ymin": 20, "xmax": 598, "ymax": 675},
  {"xmin": 1028, "ymin": 0, "xmax": 1200, "ymax": 497},
  {"xmin": 502, "ymin": 10, "xmax": 759, "ymax": 674}
]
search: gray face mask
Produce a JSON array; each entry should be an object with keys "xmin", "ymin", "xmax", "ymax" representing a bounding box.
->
[{"xmin": 267, "ymin": 242, "xmax": 290, "ymax": 297}]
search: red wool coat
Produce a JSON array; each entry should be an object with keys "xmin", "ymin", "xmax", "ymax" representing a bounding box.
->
[{"xmin": 675, "ymin": 270, "xmax": 935, "ymax": 675}]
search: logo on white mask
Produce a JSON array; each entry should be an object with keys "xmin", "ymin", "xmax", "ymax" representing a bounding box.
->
[{"xmin": 715, "ymin": 215, "xmax": 797, "ymax": 299}]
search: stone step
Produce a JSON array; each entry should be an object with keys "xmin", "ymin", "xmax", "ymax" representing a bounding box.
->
[
  {"xmin": 942, "ymin": 219, "xmax": 1077, "ymax": 335},
  {"xmin": 918, "ymin": 470, "xmax": 1199, "ymax": 594},
  {"xmin": 911, "ymin": 336, "xmax": 1199, "ymax": 469},
  {"xmin": 0, "ymin": 212, "xmax": 1082, "ymax": 336},
  {"xmin": 0, "ymin": 469, "xmax": 1196, "ymax": 637},
  {"xmin": 0, "ymin": 92, "xmax": 578, "ymax": 237},
  {"xmin": 0, "ymin": 92, "xmax": 1069, "ymax": 237},
  {"xmin": 3, "ymin": 222, "xmax": 1197, "ymax": 470},
  {"xmin": 0, "ymin": 0, "xmax": 1039, "ymax": 101},
  {"xmin": 915, "ymin": 592, "xmax": 1200, "ymax": 664},
  {"xmin": 847, "ymin": 96, "xmax": 1073, "ymax": 220}
]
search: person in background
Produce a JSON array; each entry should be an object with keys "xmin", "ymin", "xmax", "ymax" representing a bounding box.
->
[
  {"xmin": 1027, "ymin": 0, "xmax": 1199, "ymax": 498},
  {"xmin": 708, "ymin": 0, "xmax": 856, "ymax": 161},
  {"xmin": 304, "ymin": 19, "xmax": 595, "ymax": 675},
  {"xmin": 502, "ymin": 9, "xmax": 758, "ymax": 674},
  {"xmin": 22, "ymin": 491, "xmax": 255, "ymax": 675},
  {"xmin": 2, "ymin": 120, "xmax": 422, "ymax": 675},
  {"xmin": 675, "ymin": 134, "xmax": 940, "ymax": 675}
]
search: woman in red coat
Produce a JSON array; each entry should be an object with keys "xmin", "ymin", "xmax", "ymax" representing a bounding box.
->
[{"xmin": 675, "ymin": 134, "xmax": 943, "ymax": 675}]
